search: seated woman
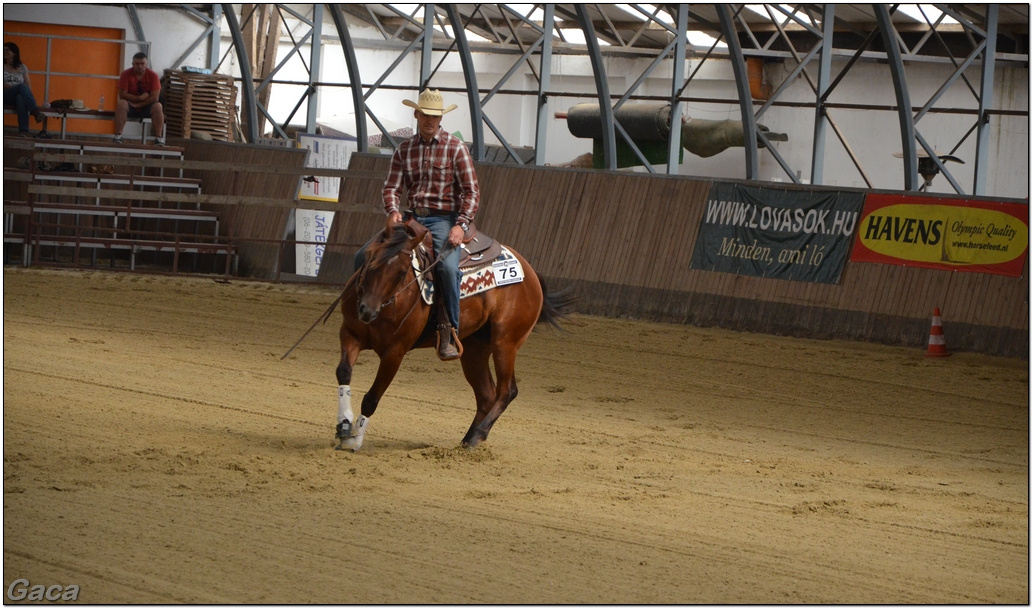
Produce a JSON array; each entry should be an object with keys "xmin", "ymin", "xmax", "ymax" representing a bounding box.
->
[{"xmin": 3, "ymin": 41, "xmax": 45, "ymax": 136}]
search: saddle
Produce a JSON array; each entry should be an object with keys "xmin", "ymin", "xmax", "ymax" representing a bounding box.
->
[{"xmin": 404, "ymin": 217, "xmax": 503, "ymax": 270}]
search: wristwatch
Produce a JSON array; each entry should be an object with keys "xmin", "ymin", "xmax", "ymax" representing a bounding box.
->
[{"xmin": 458, "ymin": 222, "xmax": 469, "ymax": 231}]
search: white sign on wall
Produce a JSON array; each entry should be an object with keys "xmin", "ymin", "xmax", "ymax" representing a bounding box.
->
[
  {"xmin": 295, "ymin": 209, "xmax": 335, "ymax": 277},
  {"xmin": 296, "ymin": 133, "xmax": 357, "ymax": 202},
  {"xmin": 295, "ymin": 133, "xmax": 356, "ymax": 276}
]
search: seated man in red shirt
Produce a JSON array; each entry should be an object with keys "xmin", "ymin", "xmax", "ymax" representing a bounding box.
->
[{"xmin": 113, "ymin": 52, "xmax": 165, "ymax": 146}]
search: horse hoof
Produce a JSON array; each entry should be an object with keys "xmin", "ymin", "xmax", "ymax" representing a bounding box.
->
[{"xmin": 336, "ymin": 436, "xmax": 363, "ymax": 452}]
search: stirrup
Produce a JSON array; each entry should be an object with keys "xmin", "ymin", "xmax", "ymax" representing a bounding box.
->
[{"xmin": 436, "ymin": 324, "xmax": 463, "ymax": 361}]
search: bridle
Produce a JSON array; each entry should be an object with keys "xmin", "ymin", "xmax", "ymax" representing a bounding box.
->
[
  {"xmin": 279, "ymin": 237, "xmax": 452, "ymax": 360},
  {"xmin": 356, "ymin": 241, "xmax": 453, "ymax": 327}
]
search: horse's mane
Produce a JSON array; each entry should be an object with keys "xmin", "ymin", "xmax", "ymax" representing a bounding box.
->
[{"xmin": 365, "ymin": 226, "xmax": 412, "ymax": 272}]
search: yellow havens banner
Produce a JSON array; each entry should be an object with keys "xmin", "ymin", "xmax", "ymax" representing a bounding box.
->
[{"xmin": 851, "ymin": 193, "xmax": 1029, "ymax": 277}]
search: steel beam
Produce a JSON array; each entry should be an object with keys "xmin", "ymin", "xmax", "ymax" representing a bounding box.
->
[
  {"xmin": 533, "ymin": 4, "xmax": 554, "ymax": 166},
  {"xmin": 306, "ymin": 4, "xmax": 323, "ymax": 133},
  {"xmin": 576, "ymin": 4, "xmax": 615, "ymax": 170},
  {"xmin": 717, "ymin": 5, "xmax": 759, "ymax": 179},
  {"xmin": 875, "ymin": 4, "xmax": 918, "ymax": 190},
  {"xmin": 810, "ymin": 4, "xmax": 834, "ymax": 185},
  {"xmin": 445, "ymin": 4, "xmax": 484, "ymax": 160},
  {"xmin": 974, "ymin": 5, "xmax": 998, "ymax": 195},
  {"xmin": 329, "ymin": 5, "xmax": 368, "ymax": 152},
  {"xmin": 127, "ymin": 5, "xmax": 146, "ymax": 54},
  {"xmin": 206, "ymin": 3, "xmax": 1021, "ymax": 195},
  {"xmin": 420, "ymin": 4, "xmax": 434, "ymax": 88},
  {"xmin": 208, "ymin": 4, "xmax": 222, "ymax": 72},
  {"xmin": 168, "ymin": 5, "xmax": 220, "ymax": 72},
  {"xmin": 666, "ymin": 5, "xmax": 686, "ymax": 175},
  {"xmin": 223, "ymin": 4, "xmax": 258, "ymax": 143}
]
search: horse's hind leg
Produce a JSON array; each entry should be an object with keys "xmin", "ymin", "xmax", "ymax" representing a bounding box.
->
[
  {"xmin": 459, "ymin": 338, "xmax": 496, "ymax": 447},
  {"xmin": 462, "ymin": 345, "xmax": 520, "ymax": 449}
]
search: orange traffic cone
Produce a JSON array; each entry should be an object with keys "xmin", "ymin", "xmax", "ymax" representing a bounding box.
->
[{"xmin": 925, "ymin": 307, "xmax": 952, "ymax": 357}]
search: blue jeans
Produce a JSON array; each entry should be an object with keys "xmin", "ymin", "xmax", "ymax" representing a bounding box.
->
[
  {"xmin": 418, "ymin": 215, "xmax": 462, "ymax": 329},
  {"xmin": 353, "ymin": 214, "xmax": 461, "ymax": 329},
  {"xmin": 4, "ymin": 83, "xmax": 39, "ymax": 132}
]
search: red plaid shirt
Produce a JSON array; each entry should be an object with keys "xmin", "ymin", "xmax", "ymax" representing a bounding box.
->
[{"xmin": 382, "ymin": 128, "xmax": 479, "ymax": 226}]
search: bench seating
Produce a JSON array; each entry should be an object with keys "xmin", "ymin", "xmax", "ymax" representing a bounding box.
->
[
  {"xmin": 32, "ymin": 140, "xmax": 186, "ymax": 178},
  {"xmin": 28, "ymin": 234, "xmax": 237, "ymax": 274},
  {"xmin": 4, "ymin": 107, "xmax": 163, "ymax": 142},
  {"xmin": 28, "ymin": 200, "xmax": 217, "ymax": 223},
  {"xmin": 32, "ymin": 171, "xmax": 201, "ymax": 191},
  {"xmin": 3, "ymin": 132, "xmax": 235, "ymax": 277},
  {"xmin": 22, "ymin": 216, "xmax": 236, "ymax": 275}
]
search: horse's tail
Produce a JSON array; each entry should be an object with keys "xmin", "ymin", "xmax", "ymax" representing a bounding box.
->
[{"xmin": 536, "ymin": 273, "xmax": 577, "ymax": 330}]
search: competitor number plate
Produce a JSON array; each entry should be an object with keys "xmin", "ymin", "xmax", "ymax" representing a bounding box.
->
[{"xmin": 492, "ymin": 257, "xmax": 524, "ymax": 286}]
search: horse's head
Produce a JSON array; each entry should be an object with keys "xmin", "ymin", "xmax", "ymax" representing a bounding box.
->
[{"xmin": 355, "ymin": 221, "xmax": 426, "ymax": 324}]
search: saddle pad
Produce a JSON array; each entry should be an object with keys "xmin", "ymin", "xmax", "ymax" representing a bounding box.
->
[{"xmin": 414, "ymin": 246, "xmax": 525, "ymax": 305}]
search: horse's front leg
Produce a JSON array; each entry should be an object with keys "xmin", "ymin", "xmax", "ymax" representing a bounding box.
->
[
  {"xmin": 335, "ymin": 337, "xmax": 361, "ymax": 449},
  {"xmin": 337, "ymin": 347, "xmax": 407, "ymax": 452}
]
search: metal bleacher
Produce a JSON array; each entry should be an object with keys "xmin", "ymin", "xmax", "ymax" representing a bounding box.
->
[{"xmin": 3, "ymin": 137, "xmax": 236, "ymax": 275}]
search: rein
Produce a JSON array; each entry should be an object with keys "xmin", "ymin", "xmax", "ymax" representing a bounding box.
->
[
  {"xmin": 361, "ymin": 242, "xmax": 450, "ymax": 316},
  {"xmin": 279, "ymin": 242, "xmax": 453, "ymax": 360}
]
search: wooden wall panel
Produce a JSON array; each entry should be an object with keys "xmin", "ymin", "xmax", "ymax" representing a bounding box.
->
[
  {"xmin": 179, "ymin": 140, "xmax": 306, "ymax": 279},
  {"xmin": 302, "ymin": 154, "xmax": 1027, "ymax": 357}
]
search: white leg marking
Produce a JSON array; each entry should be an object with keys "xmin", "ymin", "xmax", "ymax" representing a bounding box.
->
[
  {"xmin": 337, "ymin": 385, "xmax": 353, "ymax": 428},
  {"xmin": 339, "ymin": 415, "xmax": 369, "ymax": 452}
]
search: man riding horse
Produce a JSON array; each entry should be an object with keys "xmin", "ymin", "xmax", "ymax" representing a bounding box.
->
[{"xmin": 354, "ymin": 88, "xmax": 478, "ymax": 361}]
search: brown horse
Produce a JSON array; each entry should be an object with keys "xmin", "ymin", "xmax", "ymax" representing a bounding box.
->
[{"xmin": 334, "ymin": 220, "xmax": 573, "ymax": 451}]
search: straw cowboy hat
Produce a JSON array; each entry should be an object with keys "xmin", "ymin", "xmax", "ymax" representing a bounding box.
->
[{"xmin": 402, "ymin": 89, "xmax": 457, "ymax": 116}]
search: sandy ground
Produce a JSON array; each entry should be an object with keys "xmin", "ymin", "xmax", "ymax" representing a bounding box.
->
[{"xmin": 2, "ymin": 267, "xmax": 1028, "ymax": 604}]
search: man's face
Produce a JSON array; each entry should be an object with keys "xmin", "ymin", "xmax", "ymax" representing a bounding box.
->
[
  {"xmin": 132, "ymin": 57, "xmax": 148, "ymax": 77},
  {"xmin": 415, "ymin": 110, "xmax": 442, "ymax": 141}
]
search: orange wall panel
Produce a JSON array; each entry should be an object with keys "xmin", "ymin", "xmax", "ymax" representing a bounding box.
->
[{"xmin": 4, "ymin": 20, "xmax": 123, "ymax": 134}]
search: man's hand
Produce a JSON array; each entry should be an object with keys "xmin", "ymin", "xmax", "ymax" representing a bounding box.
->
[
  {"xmin": 386, "ymin": 211, "xmax": 403, "ymax": 230},
  {"xmin": 447, "ymin": 224, "xmax": 464, "ymax": 247}
]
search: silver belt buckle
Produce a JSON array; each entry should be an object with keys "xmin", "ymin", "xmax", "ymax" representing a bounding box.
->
[{"xmin": 414, "ymin": 207, "xmax": 430, "ymax": 217}]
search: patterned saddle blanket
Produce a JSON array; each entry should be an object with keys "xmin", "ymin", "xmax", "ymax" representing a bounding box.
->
[{"xmin": 413, "ymin": 238, "xmax": 525, "ymax": 304}]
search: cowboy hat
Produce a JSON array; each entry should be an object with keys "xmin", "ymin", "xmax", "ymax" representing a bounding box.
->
[{"xmin": 402, "ymin": 89, "xmax": 457, "ymax": 116}]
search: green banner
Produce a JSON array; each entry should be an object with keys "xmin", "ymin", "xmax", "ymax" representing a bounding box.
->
[{"xmin": 690, "ymin": 183, "xmax": 866, "ymax": 284}]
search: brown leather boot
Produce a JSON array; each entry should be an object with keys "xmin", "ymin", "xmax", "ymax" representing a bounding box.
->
[{"xmin": 437, "ymin": 325, "xmax": 462, "ymax": 361}]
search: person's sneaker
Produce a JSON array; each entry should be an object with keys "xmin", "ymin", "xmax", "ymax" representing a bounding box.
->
[
  {"xmin": 30, "ymin": 108, "xmax": 45, "ymax": 123},
  {"xmin": 112, "ymin": 134, "xmax": 124, "ymax": 144},
  {"xmin": 155, "ymin": 137, "xmax": 166, "ymax": 147}
]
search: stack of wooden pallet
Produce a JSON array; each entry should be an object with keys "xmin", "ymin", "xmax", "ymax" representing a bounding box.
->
[{"xmin": 162, "ymin": 69, "xmax": 238, "ymax": 141}]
